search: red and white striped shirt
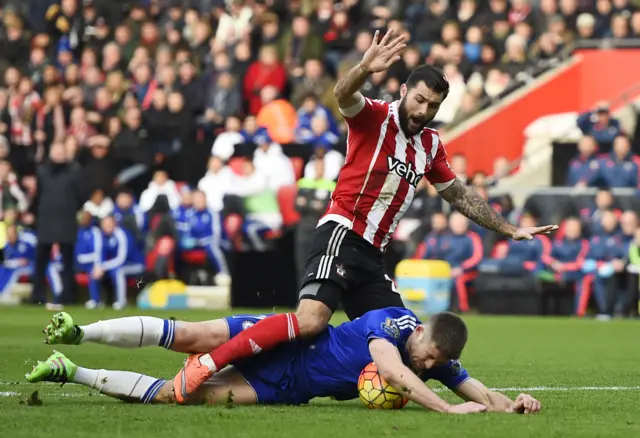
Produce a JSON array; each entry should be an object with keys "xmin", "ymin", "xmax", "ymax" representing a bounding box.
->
[{"xmin": 319, "ymin": 97, "xmax": 456, "ymax": 250}]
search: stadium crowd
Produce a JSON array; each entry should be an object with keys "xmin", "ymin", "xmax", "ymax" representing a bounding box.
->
[{"xmin": 0, "ymin": 0, "xmax": 639, "ymax": 313}]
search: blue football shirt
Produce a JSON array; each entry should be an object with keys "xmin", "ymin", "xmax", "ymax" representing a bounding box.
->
[{"xmin": 293, "ymin": 307, "xmax": 470, "ymax": 401}]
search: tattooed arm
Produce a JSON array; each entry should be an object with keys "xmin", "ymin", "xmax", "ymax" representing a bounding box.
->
[{"xmin": 438, "ymin": 179, "xmax": 518, "ymax": 237}]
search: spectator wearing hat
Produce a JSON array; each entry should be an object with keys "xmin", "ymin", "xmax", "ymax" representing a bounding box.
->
[{"xmin": 577, "ymin": 102, "xmax": 623, "ymax": 146}]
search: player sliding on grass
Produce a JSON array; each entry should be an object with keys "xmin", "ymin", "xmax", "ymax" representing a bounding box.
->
[
  {"xmin": 171, "ymin": 28, "xmax": 558, "ymax": 403},
  {"xmin": 28, "ymin": 310, "xmax": 540, "ymax": 414}
]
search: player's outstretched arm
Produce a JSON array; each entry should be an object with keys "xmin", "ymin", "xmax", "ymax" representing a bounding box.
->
[
  {"xmin": 438, "ymin": 179, "xmax": 558, "ymax": 241},
  {"xmin": 369, "ymin": 339, "xmax": 486, "ymax": 414},
  {"xmin": 333, "ymin": 28, "xmax": 406, "ymax": 111},
  {"xmin": 454, "ymin": 378, "xmax": 541, "ymax": 414}
]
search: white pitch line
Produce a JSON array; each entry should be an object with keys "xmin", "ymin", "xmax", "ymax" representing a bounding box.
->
[{"xmin": 1, "ymin": 385, "xmax": 640, "ymax": 398}]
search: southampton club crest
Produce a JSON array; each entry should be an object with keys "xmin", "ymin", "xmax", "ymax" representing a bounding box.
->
[{"xmin": 381, "ymin": 317, "xmax": 400, "ymax": 339}]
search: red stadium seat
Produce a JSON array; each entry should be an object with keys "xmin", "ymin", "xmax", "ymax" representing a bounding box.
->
[
  {"xmin": 278, "ymin": 184, "xmax": 301, "ymax": 226},
  {"xmin": 491, "ymin": 241, "xmax": 509, "ymax": 259},
  {"xmin": 290, "ymin": 157, "xmax": 304, "ymax": 180},
  {"xmin": 147, "ymin": 236, "xmax": 176, "ymax": 274},
  {"xmin": 224, "ymin": 214, "xmax": 244, "ymax": 251},
  {"xmin": 75, "ymin": 272, "xmax": 138, "ymax": 287},
  {"xmin": 228, "ymin": 157, "xmax": 245, "ymax": 175},
  {"xmin": 180, "ymin": 249, "xmax": 208, "ymax": 265}
]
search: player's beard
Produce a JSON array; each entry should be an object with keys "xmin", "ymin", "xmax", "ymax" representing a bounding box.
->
[{"xmin": 398, "ymin": 97, "xmax": 433, "ymax": 137}]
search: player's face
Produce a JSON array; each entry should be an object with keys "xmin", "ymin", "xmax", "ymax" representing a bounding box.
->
[
  {"xmin": 398, "ymin": 82, "xmax": 444, "ymax": 136},
  {"xmin": 408, "ymin": 326, "xmax": 450, "ymax": 370}
]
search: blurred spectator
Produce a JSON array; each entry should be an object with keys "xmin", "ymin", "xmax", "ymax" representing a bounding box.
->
[
  {"xmin": 89, "ymin": 215, "xmax": 145, "ymax": 310},
  {"xmin": 139, "ymin": 170, "xmax": 181, "ymax": 213},
  {"xmin": 181, "ymin": 190, "xmax": 230, "ymax": 285},
  {"xmin": 580, "ymin": 210, "xmax": 626, "ymax": 318},
  {"xmin": 32, "ymin": 141, "xmax": 80, "ymax": 305},
  {"xmin": 0, "ymin": 225, "xmax": 62, "ymax": 306},
  {"xmin": 255, "ymin": 86, "xmax": 297, "ymax": 145},
  {"xmin": 451, "ymin": 154, "xmax": 469, "ymax": 184},
  {"xmin": 625, "ymin": 227, "xmax": 640, "ymax": 317},
  {"xmin": 113, "ymin": 190, "xmax": 145, "ymax": 246},
  {"xmin": 83, "ymin": 188, "xmax": 114, "ymax": 220},
  {"xmin": 479, "ymin": 215, "xmax": 552, "ymax": 275},
  {"xmin": 203, "ymin": 72, "xmax": 242, "ymax": 129},
  {"xmin": 426, "ymin": 212, "xmax": 483, "ymax": 313},
  {"xmin": 252, "ymin": 128, "xmax": 296, "ymax": 191},
  {"xmin": 198, "ymin": 156, "xmax": 233, "ymax": 213},
  {"xmin": 415, "ymin": 212, "xmax": 450, "ymax": 260},
  {"xmin": 295, "ymin": 159, "xmax": 336, "ymax": 284},
  {"xmin": 295, "ymin": 94, "xmax": 339, "ymax": 144},
  {"xmin": 244, "ymin": 46, "xmax": 287, "ymax": 115},
  {"xmin": 590, "ymin": 135, "xmax": 640, "ymax": 188},
  {"xmin": 566, "ymin": 135, "xmax": 599, "ymax": 187},
  {"xmin": 540, "ymin": 217, "xmax": 588, "ymax": 292},
  {"xmin": 227, "ymin": 160, "xmax": 282, "ymax": 252},
  {"xmin": 580, "ymin": 188, "xmax": 620, "ymax": 237},
  {"xmin": 280, "ymin": 15, "xmax": 324, "ymax": 77},
  {"xmin": 303, "ymin": 144, "xmax": 345, "ymax": 182},
  {"xmin": 0, "ymin": 161, "xmax": 28, "ymax": 215},
  {"xmin": 74, "ymin": 210, "xmax": 101, "ymax": 284},
  {"xmin": 290, "ymin": 59, "xmax": 336, "ymax": 112},
  {"xmin": 577, "ymin": 102, "xmax": 623, "ymax": 146},
  {"xmin": 214, "ymin": 0, "xmax": 253, "ymax": 51}
]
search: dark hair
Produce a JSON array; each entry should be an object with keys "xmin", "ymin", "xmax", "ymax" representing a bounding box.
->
[
  {"xmin": 406, "ymin": 64, "xmax": 450, "ymax": 100},
  {"xmin": 427, "ymin": 311, "xmax": 468, "ymax": 359}
]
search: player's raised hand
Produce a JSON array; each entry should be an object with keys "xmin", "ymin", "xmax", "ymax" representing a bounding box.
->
[
  {"xmin": 512, "ymin": 224, "xmax": 559, "ymax": 241},
  {"xmin": 446, "ymin": 401, "xmax": 487, "ymax": 414},
  {"xmin": 361, "ymin": 28, "xmax": 407, "ymax": 73},
  {"xmin": 513, "ymin": 393, "xmax": 541, "ymax": 414}
]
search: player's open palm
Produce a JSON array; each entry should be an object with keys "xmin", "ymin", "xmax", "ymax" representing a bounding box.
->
[
  {"xmin": 512, "ymin": 225, "xmax": 559, "ymax": 241},
  {"xmin": 361, "ymin": 28, "xmax": 407, "ymax": 73},
  {"xmin": 447, "ymin": 401, "xmax": 487, "ymax": 414}
]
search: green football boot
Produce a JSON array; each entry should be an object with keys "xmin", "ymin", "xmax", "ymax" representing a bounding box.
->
[
  {"xmin": 43, "ymin": 312, "xmax": 83, "ymax": 345},
  {"xmin": 26, "ymin": 351, "xmax": 77, "ymax": 383}
]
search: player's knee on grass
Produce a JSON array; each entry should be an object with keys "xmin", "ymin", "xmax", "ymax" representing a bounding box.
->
[{"xmin": 172, "ymin": 319, "xmax": 229, "ymax": 353}]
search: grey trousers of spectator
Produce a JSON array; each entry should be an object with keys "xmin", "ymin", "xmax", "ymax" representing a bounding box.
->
[{"xmin": 32, "ymin": 243, "xmax": 75, "ymax": 304}]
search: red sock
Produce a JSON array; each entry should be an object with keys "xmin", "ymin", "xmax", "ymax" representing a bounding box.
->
[{"xmin": 209, "ymin": 313, "xmax": 299, "ymax": 371}]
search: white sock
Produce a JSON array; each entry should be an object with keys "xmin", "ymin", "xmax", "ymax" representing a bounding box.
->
[
  {"xmin": 80, "ymin": 317, "xmax": 175, "ymax": 348},
  {"xmin": 73, "ymin": 367, "xmax": 165, "ymax": 403}
]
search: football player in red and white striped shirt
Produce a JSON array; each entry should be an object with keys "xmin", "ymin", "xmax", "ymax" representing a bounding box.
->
[{"xmin": 174, "ymin": 29, "xmax": 558, "ymax": 403}]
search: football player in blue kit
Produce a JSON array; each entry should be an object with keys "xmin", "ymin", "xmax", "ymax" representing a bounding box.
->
[{"xmin": 30, "ymin": 309, "xmax": 540, "ymax": 414}]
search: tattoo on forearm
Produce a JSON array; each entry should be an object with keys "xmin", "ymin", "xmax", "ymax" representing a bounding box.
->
[{"xmin": 439, "ymin": 179, "xmax": 516, "ymax": 236}]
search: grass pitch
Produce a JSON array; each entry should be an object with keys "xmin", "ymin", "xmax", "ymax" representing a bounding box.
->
[{"xmin": 1, "ymin": 307, "xmax": 639, "ymax": 438}]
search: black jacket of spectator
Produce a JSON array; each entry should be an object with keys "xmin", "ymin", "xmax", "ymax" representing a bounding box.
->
[{"xmin": 34, "ymin": 161, "xmax": 81, "ymax": 244}]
